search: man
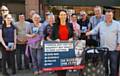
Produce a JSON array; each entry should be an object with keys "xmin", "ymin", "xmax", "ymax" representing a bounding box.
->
[
  {"xmin": 78, "ymin": 11, "xmax": 89, "ymax": 40},
  {"xmin": 26, "ymin": 9, "xmax": 36, "ymax": 23},
  {"xmin": 86, "ymin": 9, "xmax": 120, "ymax": 76},
  {"xmin": 15, "ymin": 13, "xmax": 30, "ymax": 70},
  {"xmin": 88, "ymin": 6, "xmax": 105, "ymax": 46}
]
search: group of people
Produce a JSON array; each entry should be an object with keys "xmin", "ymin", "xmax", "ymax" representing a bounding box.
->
[{"xmin": 0, "ymin": 5, "xmax": 120, "ymax": 76}]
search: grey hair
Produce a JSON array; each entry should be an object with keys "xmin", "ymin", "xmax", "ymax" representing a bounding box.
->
[
  {"xmin": 32, "ymin": 14, "xmax": 41, "ymax": 21},
  {"xmin": 47, "ymin": 13, "xmax": 55, "ymax": 23}
]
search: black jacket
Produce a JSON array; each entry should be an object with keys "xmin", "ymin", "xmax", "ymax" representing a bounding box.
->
[{"xmin": 51, "ymin": 23, "xmax": 73, "ymax": 40}]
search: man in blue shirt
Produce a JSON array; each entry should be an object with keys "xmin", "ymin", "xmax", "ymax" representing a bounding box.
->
[
  {"xmin": 86, "ymin": 9, "xmax": 120, "ymax": 76},
  {"xmin": 88, "ymin": 6, "xmax": 105, "ymax": 46}
]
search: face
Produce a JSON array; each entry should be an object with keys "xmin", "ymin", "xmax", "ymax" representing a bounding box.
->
[
  {"xmin": 71, "ymin": 15, "xmax": 77, "ymax": 22},
  {"xmin": 29, "ymin": 10, "xmax": 36, "ymax": 18},
  {"xmin": 105, "ymin": 12, "xmax": 113, "ymax": 22},
  {"xmin": 19, "ymin": 15, "xmax": 25, "ymax": 22},
  {"xmin": 94, "ymin": 7, "xmax": 101, "ymax": 17},
  {"xmin": 1, "ymin": 6, "xmax": 9, "ymax": 16},
  {"xmin": 81, "ymin": 14, "xmax": 87, "ymax": 19},
  {"xmin": 48, "ymin": 15, "xmax": 54, "ymax": 25},
  {"xmin": 4, "ymin": 14, "xmax": 13, "ymax": 24},
  {"xmin": 32, "ymin": 15, "xmax": 40, "ymax": 25},
  {"xmin": 59, "ymin": 11, "xmax": 67, "ymax": 21}
]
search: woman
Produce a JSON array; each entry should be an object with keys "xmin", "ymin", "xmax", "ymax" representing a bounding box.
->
[
  {"xmin": 0, "ymin": 14, "xmax": 16, "ymax": 76},
  {"xmin": 26, "ymin": 14, "xmax": 44, "ymax": 75},
  {"xmin": 44, "ymin": 13, "xmax": 55, "ymax": 41},
  {"xmin": 51, "ymin": 10, "xmax": 74, "ymax": 76}
]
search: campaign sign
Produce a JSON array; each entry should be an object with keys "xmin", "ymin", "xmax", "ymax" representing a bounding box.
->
[{"xmin": 42, "ymin": 41, "xmax": 85, "ymax": 71}]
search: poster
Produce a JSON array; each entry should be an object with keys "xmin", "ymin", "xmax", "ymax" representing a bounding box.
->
[{"xmin": 42, "ymin": 41, "xmax": 85, "ymax": 71}]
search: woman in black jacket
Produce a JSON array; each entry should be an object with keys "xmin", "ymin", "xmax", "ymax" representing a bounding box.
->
[{"xmin": 51, "ymin": 10, "xmax": 74, "ymax": 76}]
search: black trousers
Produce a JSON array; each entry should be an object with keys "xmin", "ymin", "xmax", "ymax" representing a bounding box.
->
[
  {"xmin": 1, "ymin": 45, "xmax": 16, "ymax": 74},
  {"xmin": 56, "ymin": 70, "xmax": 67, "ymax": 76},
  {"xmin": 16, "ymin": 44, "xmax": 29, "ymax": 69}
]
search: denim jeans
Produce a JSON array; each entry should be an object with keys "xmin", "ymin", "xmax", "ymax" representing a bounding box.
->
[
  {"xmin": 29, "ymin": 47, "xmax": 43, "ymax": 72},
  {"xmin": 108, "ymin": 51, "xmax": 119, "ymax": 76}
]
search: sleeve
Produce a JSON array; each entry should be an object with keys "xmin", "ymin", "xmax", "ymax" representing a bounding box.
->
[
  {"xmin": 43, "ymin": 25, "xmax": 48, "ymax": 40},
  {"xmin": 89, "ymin": 23, "xmax": 100, "ymax": 35},
  {"xmin": 69, "ymin": 23, "xmax": 74, "ymax": 38},
  {"xmin": 50, "ymin": 24, "xmax": 58, "ymax": 40},
  {"xmin": 26, "ymin": 23, "xmax": 32, "ymax": 34},
  {"xmin": 117, "ymin": 22, "xmax": 120, "ymax": 44},
  {"xmin": 0, "ymin": 25, "xmax": 2, "ymax": 29},
  {"xmin": 88, "ymin": 16, "xmax": 93, "ymax": 30}
]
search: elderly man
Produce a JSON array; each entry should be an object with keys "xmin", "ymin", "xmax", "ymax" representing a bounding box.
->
[{"xmin": 86, "ymin": 9, "xmax": 120, "ymax": 76}]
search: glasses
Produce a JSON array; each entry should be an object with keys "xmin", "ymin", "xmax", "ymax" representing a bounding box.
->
[{"xmin": 1, "ymin": 9, "xmax": 8, "ymax": 11}]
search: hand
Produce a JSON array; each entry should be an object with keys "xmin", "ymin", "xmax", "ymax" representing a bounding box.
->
[
  {"xmin": 86, "ymin": 32, "xmax": 91, "ymax": 36},
  {"xmin": 13, "ymin": 44, "xmax": 16, "ymax": 50},
  {"xmin": 31, "ymin": 34, "xmax": 37, "ymax": 38},
  {"xmin": 55, "ymin": 39, "xmax": 60, "ymax": 42},
  {"xmin": 68, "ymin": 38, "xmax": 73, "ymax": 42},
  {"xmin": 116, "ymin": 45, "xmax": 120, "ymax": 51},
  {"xmin": 5, "ymin": 46, "xmax": 10, "ymax": 51}
]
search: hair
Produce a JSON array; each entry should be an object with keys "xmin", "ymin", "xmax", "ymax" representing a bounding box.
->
[
  {"xmin": 56, "ymin": 10, "xmax": 68, "ymax": 25},
  {"xmin": 105, "ymin": 9, "xmax": 113, "ymax": 13},
  {"xmin": 18, "ymin": 13, "xmax": 25, "ymax": 16},
  {"xmin": 94, "ymin": 6, "xmax": 102, "ymax": 13},
  {"xmin": 47, "ymin": 13, "xmax": 55, "ymax": 23},
  {"xmin": 32, "ymin": 14, "xmax": 41, "ymax": 21},
  {"xmin": 3, "ymin": 14, "xmax": 13, "ymax": 28},
  {"xmin": 71, "ymin": 13, "xmax": 77, "ymax": 17}
]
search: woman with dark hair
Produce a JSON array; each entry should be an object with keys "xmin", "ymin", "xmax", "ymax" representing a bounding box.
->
[
  {"xmin": 0, "ymin": 14, "xmax": 16, "ymax": 76},
  {"xmin": 51, "ymin": 10, "xmax": 74, "ymax": 76}
]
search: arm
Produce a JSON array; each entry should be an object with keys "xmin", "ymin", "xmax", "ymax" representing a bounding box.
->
[
  {"xmin": 26, "ymin": 24, "xmax": 36, "ymax": 38},
  {"xmin": 116, "ymin": 23, "xmax": 120, "ymax": 51},
  {"xmin": 0, "ymin": 29, "xmax": 9, "ymax": 50},
  {"xmin": 86, "ymin": 24, "xmax": 100, "ymax": 36},
  {"xmin": 14, "ymin": 29, "xmax": 17, "ymax": 50}
]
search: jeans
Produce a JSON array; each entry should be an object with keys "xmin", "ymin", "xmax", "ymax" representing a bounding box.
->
[
  {"xmin": 16, "ymin": 44, "xmax": 29, "ymax": 69},
  {"xmin": 108, "ymin": 51, "xmax": 119, "ymax": 76},
  {"xmin": 30, "ymin": 47, "xmax": 43, "ymax": 72}
]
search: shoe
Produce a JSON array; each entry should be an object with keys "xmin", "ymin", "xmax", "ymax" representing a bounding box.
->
[
  {"xmin": 24, "ymin": 67, "xmax": 30, "ymax": 70},
  {"xmin": 38, "ymin": 70, "xmax": 43, "ymax": 74},
  {"xmin": 33, "ymin": 71, "xmax": 39, "ymax": 75},
  {"xmin": 17, "ymin": 67, "xmax": 22, "ymax": 70}
]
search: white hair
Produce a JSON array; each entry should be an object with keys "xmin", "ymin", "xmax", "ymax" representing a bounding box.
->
[
  {"xmin": 32, "ymin": 14, "xmax": 41, "ymax": 20},
  {"xmin": 47, "ymin": 13, "xmax": 55, "ymax": 22}
]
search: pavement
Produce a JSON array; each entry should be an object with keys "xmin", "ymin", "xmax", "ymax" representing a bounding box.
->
[{"xmin": 0, "ymin": 70, "xmax": 81, "ymax": 76}]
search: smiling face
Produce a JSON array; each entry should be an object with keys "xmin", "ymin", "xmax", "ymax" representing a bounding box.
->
[
  {"xmin": 59, "ymin": 11, "xmax": 67, "ymax": 22},
  {"xmin": 48, "ymin": 15, "xmax": 55, "ymax": 26},
  {"xmin": 19, "ymin": 14, "xmax": 25, "ymax": 22},
  {"xmin": 71, "ymin": 14, "xmax": 77, "ymax": 22},
  {"xmin": 4, "ymin": 14, "xmax": 13, "ymax": 25},
  {"xmin": 94, "ymin": 6, "xmax": 102, "ymax": 17},
  {"xmin": 105, "ymin": 11, "xmax": 113, "ymax": 23},
  {"xmin": 32, "ymin": 14, "xmax": 41, "ymax": 26}
]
